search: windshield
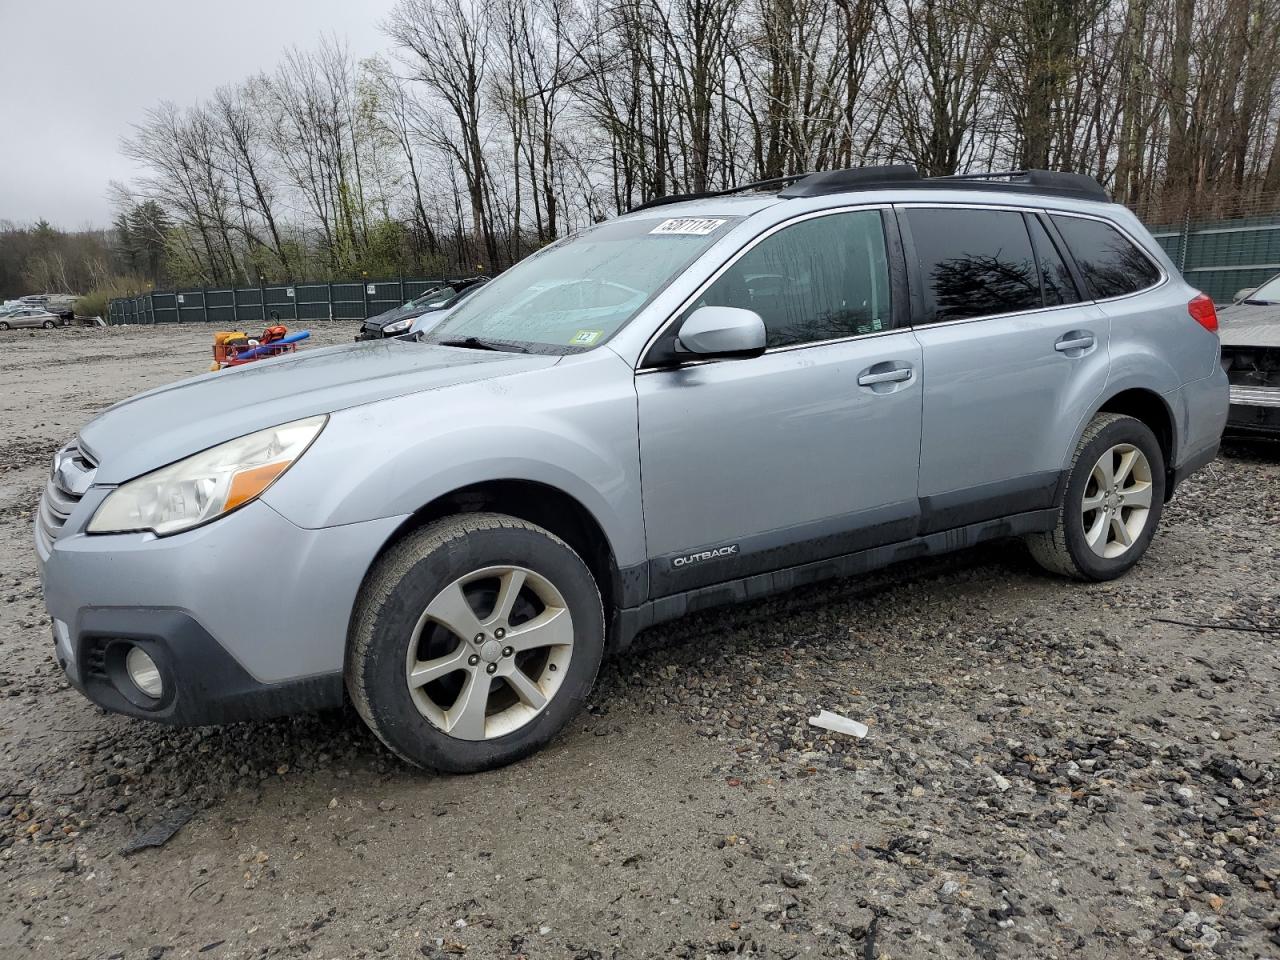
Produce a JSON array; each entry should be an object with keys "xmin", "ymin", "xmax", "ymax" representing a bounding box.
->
[
  {"xmin": 404, "ymin": 285, "xmax": 458, "ymax": 309},
  {"xmin": 1243, "ymin": 274, "xmax": 1280, "ymax": 304},
  {"xmin": 424, "ymin": 215, "xmax": 740, "ymax": 353}
]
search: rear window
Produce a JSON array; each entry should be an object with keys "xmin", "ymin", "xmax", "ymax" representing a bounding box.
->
[
  {"xmin": 1050, "ymin": 215, "xmax": 1161, "ymax": 299},
  {"xmin": 905, "ymin": 208, "xmax": 1041, "ymax": 323}
]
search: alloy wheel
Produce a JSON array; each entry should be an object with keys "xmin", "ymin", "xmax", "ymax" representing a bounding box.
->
[
  {"xmin": 1081, "ymin": 442, "xmax": 1153, "ymax": 559},
  {"xmin": 404, "ymin": 565, "xmax": 574, "ymax": 740}
]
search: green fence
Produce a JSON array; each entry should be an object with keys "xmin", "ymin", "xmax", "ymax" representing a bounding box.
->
[
  {"xmin": 1147, "ymin": 213, "xmax": 1280, "ymax": 303},
  {"xmin": 107, "ymin": 210, "xmax": 1280, "ymax": 324},
  {"xmin": 107, "ymin": 278, "xmax": 469, "ymax": 326}
]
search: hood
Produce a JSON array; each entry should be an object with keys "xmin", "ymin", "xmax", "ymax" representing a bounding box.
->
[
  {"xmin": 1218, "ymin": 301, "xmax": 1280, "ymax": 348},
  {"xmin": 80, "ymin": 340, "xmax": 558, "ymax": 483}
]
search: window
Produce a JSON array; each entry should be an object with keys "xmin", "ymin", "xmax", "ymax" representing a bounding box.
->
[
  {"xmin": 1027, "ymin": 215, "xmax": 1080, "ymax": 306},
  {"xmin": 426, "ymin": 215, "xmax": 740, "ymax": 353},
  {"xmin": 905, "ymin": 208, "xmax": 1040, "ymax": 323},
  {"xmin": 1050, "ymin": 215, "xmax": 1161, "ymax": 299},
  {"xmin": 688, "ymin": 210, "xmax": 892, "ymax": 348}
]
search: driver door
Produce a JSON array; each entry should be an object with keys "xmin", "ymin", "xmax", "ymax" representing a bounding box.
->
[{"xmin": 635, "ymin": 208, "xmax": 924, "ymax": 597}]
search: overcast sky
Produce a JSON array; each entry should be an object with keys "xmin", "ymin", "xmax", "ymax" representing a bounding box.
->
[{"xmin": 0, "ymin": 0, "xmax": 396, "ymax": 230}]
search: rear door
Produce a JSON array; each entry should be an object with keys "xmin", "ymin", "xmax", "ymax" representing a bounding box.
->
[
  {"xmin": 899, "ymin": 205, "xmax": 1110, "ymax": 532},
  {"xmin": 636, "ymin": 207, "xmax": 923, "ymax": 596}
]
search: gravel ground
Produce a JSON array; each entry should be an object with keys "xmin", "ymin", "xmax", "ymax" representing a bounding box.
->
[{"xmin": 0, "ymin": 323, "xmax": 1277, "ymax": 960}]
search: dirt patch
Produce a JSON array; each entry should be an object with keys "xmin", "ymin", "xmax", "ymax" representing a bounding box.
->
[{"xmin": 0, "ymin": 324, "xmax": 1277, "ymax": 959}]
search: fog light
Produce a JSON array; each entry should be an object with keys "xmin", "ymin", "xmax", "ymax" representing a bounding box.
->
[{"xmin": 125, "ymin": 646, "xmax": 163, "ymax": 699}]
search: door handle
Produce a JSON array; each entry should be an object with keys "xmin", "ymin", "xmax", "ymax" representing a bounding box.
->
[
  {"xmin": 1054, "ymin": 333, "xmax": 1095, "ymax": 353},
  {"xmin": 857, "ymin": 365, "xmax": 913, "ymax": 386}
]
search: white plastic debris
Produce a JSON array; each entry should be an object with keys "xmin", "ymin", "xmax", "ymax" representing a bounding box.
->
[{"xmin": 808, "ymin": 709, "xmax": 868, "ymax": 739}]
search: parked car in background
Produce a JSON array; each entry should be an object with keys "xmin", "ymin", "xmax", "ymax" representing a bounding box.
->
[
  {"xmin": 0, "ymin": 306, "xmax": 62, "ymax": 330},
  {"xmin": 43, "ymin": 294, "xmax": 77, "ymax": 320},
  {"xmin": 1218, "ymin": 272, "xmax": 1280, "ymax": 436},
  {"xmin": 356, "ymin": 277, "xmax": 489, "ymax": 340},
  {"xmin": 36, "ymin": 166, "xmax": 1226, "ymax": 774}
]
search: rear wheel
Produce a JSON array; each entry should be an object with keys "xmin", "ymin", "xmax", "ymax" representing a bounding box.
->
[
  {"xmin": 347, "ymin": 513, "xmax": 605, "ymax": 773},
  {"xmin": 0, "ymin": 321, "xmax": 9, "ymax": 331},
  {"xmin": 1026, "ymin": 413, "xmax": 1166, "ymax": 580}
]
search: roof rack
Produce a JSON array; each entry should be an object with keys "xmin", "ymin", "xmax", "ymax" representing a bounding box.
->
[
  {"xmin": 627, "ymin": 165, "xmax": 1109, "ymax": 215},
  {"xmin": 779, "ymin": 165, "xmax": 1109, "ymax": 202}
]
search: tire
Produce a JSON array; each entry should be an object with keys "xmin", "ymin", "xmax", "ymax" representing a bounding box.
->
[
  {"xmin": 347, "ymin": 512, "xmax": 605, "ymax": 773},
  {"xmin": 1026, "ymin": 412, "xmax": 1166, "ymax": 581},
  {"xmin": 0, "ymin": 322, "xmax": 9, "ymax": 331},
  {"xmin": 42, "ymin": 320, "xmax": 55, "ymax": 329}
]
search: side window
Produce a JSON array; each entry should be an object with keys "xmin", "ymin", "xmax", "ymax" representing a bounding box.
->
[
  {"xmin": 905, "ymin": 208, "xmax": 1040, "ymax": 323},
  {"xmin": 1050, "ymin": 215, "xmax": 1162, "ymax": 298},
  {"xmin": 690, "ymin": 210, "xmax": 892, "ymax": 348},
  {"xmin": 1027, "ymin": 215, "xmax": 1080, "ymax": 306}
]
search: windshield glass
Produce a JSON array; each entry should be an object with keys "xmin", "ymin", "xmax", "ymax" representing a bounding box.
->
[
  {"xmin": 424, "ymin": 215, "xmax": 739, "ymax": 353},
  {"xmin": 404, "ymin": 285, "xmax": 456, "ymax": 309},
  {"xmin": 1244, "ymin": 274, "xmax": 1280, "ymax": 303}
]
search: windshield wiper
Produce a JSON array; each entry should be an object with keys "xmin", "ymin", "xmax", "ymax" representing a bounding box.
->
[
  {"xmin": 437, "ymin": 336, "xmax": 529, "ymax": 354},
  {"xmin": 1241, "ymin": 298, "xmax": 1279, "ymax": 306}
]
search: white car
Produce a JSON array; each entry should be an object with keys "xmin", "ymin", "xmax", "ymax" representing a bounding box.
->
[{"xmin": 0, "ymin": 306, "xmax": 62, "ymax": 330}]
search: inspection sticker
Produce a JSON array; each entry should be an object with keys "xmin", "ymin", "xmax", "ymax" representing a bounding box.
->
[
  {"xmin": 649, "ymin": 217, "xmax": 727, "ymax": 236},
  {"xmin": 569, "ymin": 329, "xmax": 603, "ymax": 346}
]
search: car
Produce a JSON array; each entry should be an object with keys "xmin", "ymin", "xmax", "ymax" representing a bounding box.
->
[
  {"xmin": 1218, "ymin": 273, "xmax": 1280, "ymax": 436},
  {"xmin": 36, "ymin": 165, "xmax": 1227, "ymax": 774},
  {"xmin": 42, "ymin": 294, "xmax": 78, "ymax": 320},
  {"xmin": 0, "ymin": 306, "xmax": 62, "ymax": 330},
  {"xmin": 355, "ymin": 277, "xmax": 489, "ymax": 340}
]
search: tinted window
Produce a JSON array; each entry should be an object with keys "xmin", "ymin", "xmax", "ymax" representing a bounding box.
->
[
  {"xmin": 906, "ymin": 208, "xmax": 1040, "ymax": 322},
  {"xmin": 689, "ymin": 210, "xmax": 891, "ymax": 348},
  {"xmin": 1050, "ymin": 215, "xmax": 1161, "ymax": 298},
  {"xmin": 1027, "ymin": 215, "xmax": 1079, "ymax": 306}
]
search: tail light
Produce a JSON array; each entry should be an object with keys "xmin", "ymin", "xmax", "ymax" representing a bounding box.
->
[{"xmin": 1189, "ymin": 293, "xmax": 1218, "ymax": 333}]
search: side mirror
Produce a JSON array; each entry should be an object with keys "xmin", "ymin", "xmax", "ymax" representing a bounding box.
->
[
  {"xmin": 1233, "ymin": 287, "xmax": 1256, "ymax": 302},
  {"xmin": 674, "ymin": 306, "xmax": 766, "ymax": 359}
]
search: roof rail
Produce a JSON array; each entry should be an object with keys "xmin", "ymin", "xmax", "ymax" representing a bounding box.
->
[
  {"xmin": 780, "ymin": 165, "xmax": 1109, "ymax": 202},
  {"xmin": 627, "ymin": 173, "xmax": 810, "ymax": 213},
  {"xmin": 628, "ymin": 165, "xmax": 1109, "ymax": 214}
]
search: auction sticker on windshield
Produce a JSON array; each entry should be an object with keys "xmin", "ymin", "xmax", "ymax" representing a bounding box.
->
[
  {"xmin": 649, "ymin": 218, "xmax": 727, "ymax": 236},
  {"xmin": 569, "ymin": 329, "xmax": 603, "ymax": 346}
]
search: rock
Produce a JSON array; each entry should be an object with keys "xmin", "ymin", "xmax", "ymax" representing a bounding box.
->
[{"xmin": 780, "ymin": 868, "xmax": 810, "ymax": 888}]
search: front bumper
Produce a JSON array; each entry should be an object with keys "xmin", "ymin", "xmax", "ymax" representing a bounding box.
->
[
  {"xmin": 1226, "ymin": 384, "xmax": 1280, "ymax": 436},
  {"xmin": 38, "ymin": 497, "xmax": 407, "ymax": 725},
  {"xmin": 55, "ymin": 609, "xmax": 345, "ymax": 724}
]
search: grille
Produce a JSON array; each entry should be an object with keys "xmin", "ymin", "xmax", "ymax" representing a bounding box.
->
[
  {"xmin": 36, "ymin": 440, "xmax": 97, "ymax": 552},
  {"xmin": 82, "ymin": 638, "xmax": 110, "ymax": 682}
]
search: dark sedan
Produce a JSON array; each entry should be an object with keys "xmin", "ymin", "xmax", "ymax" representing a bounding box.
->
[
  {"xmin": 356, "ymin": 278, "xmax": 489, "ymax": 340},
  {"xmin": 1219, "ymin": 274, "xmax": 1280, "ymax": 436}
]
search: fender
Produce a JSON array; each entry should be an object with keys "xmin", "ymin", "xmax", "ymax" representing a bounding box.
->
[{"xmin": 262, "ymin": 350, "xmax": 647, "ymax": 572}]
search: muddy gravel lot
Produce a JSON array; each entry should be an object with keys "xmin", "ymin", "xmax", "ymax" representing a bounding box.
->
[{"xmin": 0, "ymin": 323, "xmax": 1277, "ymax": 960}]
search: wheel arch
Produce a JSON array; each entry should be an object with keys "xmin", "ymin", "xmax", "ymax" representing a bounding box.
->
[
  {"xmin": 1090, "ymin": 388, "xmax": 1178, "ymax": 498},
  {"xmin": 351, "ymin": 479, "xmax": 634, "ymax": 653}
]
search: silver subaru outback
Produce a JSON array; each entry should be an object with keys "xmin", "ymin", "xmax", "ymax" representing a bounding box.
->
[{"xmin": 35, "ymin": 167, "xmax": 1228, "ymax": 773}]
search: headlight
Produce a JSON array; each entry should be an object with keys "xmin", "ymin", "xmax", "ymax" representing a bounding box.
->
[
  {"xmin": 88, "ymin": 415, "xmax": 327, "ymax": 536},
  {"xmin": 383, "ymin": 317, "xmax": 413, "ymax": 334}
]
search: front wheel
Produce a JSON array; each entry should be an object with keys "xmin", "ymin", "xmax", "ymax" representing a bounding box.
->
[
  {"xmin": 0, "ymin": 321, "xmax": 9, "ymax": 331},
  {"xmin": 1026, "ymin": 413, "xmax": 1166, "ymax": 581},
  {"xmin": 42, "ymin": 319, "xmax": 55, "ymax": 329},
  {"xmin": 347, "ymin": 513, "xmax": 605, "ymax": 773}
]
